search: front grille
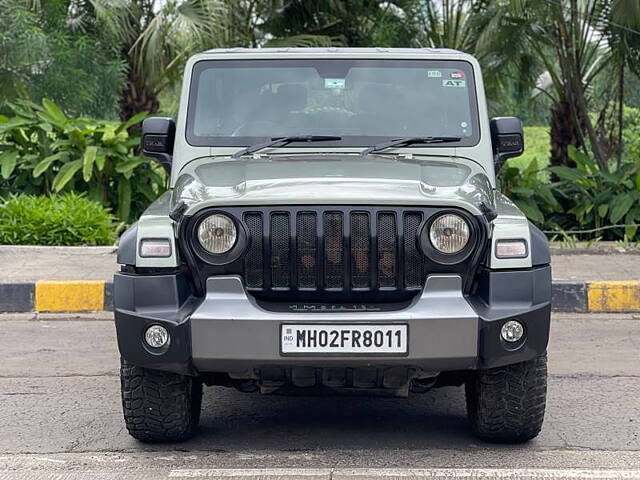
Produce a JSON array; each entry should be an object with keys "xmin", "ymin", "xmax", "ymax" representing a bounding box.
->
[{"xmin": 243, "ymin": 208, "xmax": 428, "ymax": 299}]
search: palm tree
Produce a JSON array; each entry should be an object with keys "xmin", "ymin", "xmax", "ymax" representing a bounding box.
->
[
  {"xmin": 412, "ymin": 0, "xmax": 484, "ymax": 51},
  {"xmin": 409, "ymin": 0, "xmax": 542, "ymax": 114},
  {"xmin": 605, "ymin": 0, "xmax": 640, "ymax": 166},
  {"xmin": 262, "ymin": 0, "xmax": 419, "ymax": 48},
  {"xmin": 84, "ymin": 0, "xmax": 228, "ymax": 119},
  {"xmin": 222, "ymin": 0, "xmax": 278, "ymax": 48},
  {"xmin": 482, "ymin": 0, "xmax": 640, "ymax": 171}
]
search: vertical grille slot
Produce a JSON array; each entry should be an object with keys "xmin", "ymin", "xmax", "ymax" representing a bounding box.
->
[
  {"xmin": 403, "ymin": 212, "xmax": 424, "ymax": 289},
  {"xmin": 324, "ymin": 212, "xmax": 344, "ymax": 289},
  {"xmin": 296, "ymin": 212, "xmax": 317, "ymax": 289},
  {"xmin": 271, "ymin": 213, "xmax": 290, "ymax": 288},
  {"xmin": 377, "ymin": 213, "xmax": 396, "ymax": 288},
  {"xmin": 244, "ymin": 213, "xmax": 263, "ymax": 288},
  {"xmin": 350, "ymin": 213, "xmax": 370, "ymax": 288}
]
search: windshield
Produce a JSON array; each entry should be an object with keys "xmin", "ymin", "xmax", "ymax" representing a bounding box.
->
[{"xmin": 186, "ymin": 59, "xmax": 480, "ymax": 148}]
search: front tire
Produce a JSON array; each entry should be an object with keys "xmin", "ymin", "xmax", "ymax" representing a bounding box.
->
[
  {"xmin": 466, "ymin": 353, "xmax": 547, "ymax": 443},
  {"xmin": 120, "ymin": 358, "xmax": 202, "ymax": 442}
]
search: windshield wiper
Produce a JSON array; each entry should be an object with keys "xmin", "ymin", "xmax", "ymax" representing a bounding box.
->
[
  {"xmin": 360, "ymin": 136, "xmax": 462, "ymax": 156},
  {"xmin": 232, "ymin": 135, "xmax": 342, "ymax": 158}
]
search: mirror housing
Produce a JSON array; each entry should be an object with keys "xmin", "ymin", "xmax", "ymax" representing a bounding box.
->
[
  {"xmin": 490, "ymin": 117, "xmax": 524, "ymax": 174},
  {"xmin": 141, "ymin": 117, "xmax": 175, "ymax": 173}
]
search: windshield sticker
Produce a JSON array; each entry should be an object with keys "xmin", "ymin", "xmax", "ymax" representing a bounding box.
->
[
  {"xmin": 450, "ymin": 70, "xmax": 465, "ymax": 79},
  {"xmin": 427, "ymin": 70, "xmax": 442, "ymax": 78},
  {"xmin": 442, "ymin": 79, "xmax": 466, "ymax": 88},
  {"xmin": 324, "ymin": 78, "xmax": 346, "ymax": 89}
]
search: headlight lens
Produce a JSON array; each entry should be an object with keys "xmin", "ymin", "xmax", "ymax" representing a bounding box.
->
[
  {"xmin": 429, "ymin": 214, "xmax": 470, "ymax": 254},
  {"xmin": 197, "ymin": 214, "xmax": 237, "ymax": 254}
]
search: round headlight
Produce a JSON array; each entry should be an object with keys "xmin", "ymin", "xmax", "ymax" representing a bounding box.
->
[
  {"xmin": 197, "ymin": 214, "xmax": 237, "ymax": 254},
  {"xmin": 429, "ymin": 214, "xmax": 470, "ymax": 254}
]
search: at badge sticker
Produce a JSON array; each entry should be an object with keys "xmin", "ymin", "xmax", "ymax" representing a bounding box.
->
[
  {"xmin": 442, "ymin": 79, "xmax": 466, "ymax": 88},
  {"xmin": 427, "ymin": 70, "xmax": 442, "ymax": 78}
]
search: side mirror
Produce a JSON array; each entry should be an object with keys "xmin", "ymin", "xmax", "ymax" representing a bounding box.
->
[
  {"xmin": 141, "ymin": 117, "xmax": 175, "ymax": 173},
  {"xmin": 490, "ymin": 117, "xmax": 524, "ymax": 174}
]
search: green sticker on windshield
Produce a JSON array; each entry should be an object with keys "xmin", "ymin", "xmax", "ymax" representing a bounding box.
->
[{"xmin": 325, "ymin": 78, "xmax": 346, "ymax": 89}]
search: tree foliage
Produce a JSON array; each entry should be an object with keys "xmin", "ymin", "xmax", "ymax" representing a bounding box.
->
[
  {"xmin": 0, "ymin": 0, "xmax": 48, "ymax": 105},
  {"xmin": 84, "ymin": 0, "xmax": 229, "ymax": 119},
  {"xmin": 477, "ymin": 0, "xmax": 640, "ymax": 170},
  {"xmin": 0, "ymin": 0, "xmax": 125, "ymax": 118},
  {"xmin": 0, "ymin": 99, "xmax": 165, "ymax": 222}
]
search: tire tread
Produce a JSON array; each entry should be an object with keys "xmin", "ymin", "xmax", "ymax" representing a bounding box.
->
[
  {"xmin": 120, "ymin": 358, "xmax": 202, "ymax": 442},
  {"xmin": 466, "ymin": 353, "xmax": 547, "ymax": 443}
]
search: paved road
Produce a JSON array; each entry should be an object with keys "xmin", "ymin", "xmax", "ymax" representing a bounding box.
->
[{"xmin": 0, "ymin": 313, "xmax": 639, "ymax": 479}]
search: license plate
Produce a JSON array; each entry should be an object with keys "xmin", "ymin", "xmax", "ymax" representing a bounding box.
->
[{"xmin": 280, "ymin": 324, "xmax": 408, "ymax": 355}]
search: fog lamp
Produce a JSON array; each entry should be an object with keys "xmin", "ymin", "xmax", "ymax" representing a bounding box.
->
[
  {"xmin": 144, "ymin": 325, "xmax": 169, "ymax": 349},
  {"xmin": 501, "ymin": 320, "xmax": 524, "ymax": 343}
]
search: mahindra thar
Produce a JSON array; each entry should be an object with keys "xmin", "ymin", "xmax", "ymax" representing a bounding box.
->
[{"xmin": 115, "ymin": 48, "xmax": 551, "ymax": 443}]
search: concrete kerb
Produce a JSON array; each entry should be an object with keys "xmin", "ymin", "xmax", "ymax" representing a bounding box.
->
[{"xmin": 0, "ymin": 280, "xmax": 639, "ymax": 313}]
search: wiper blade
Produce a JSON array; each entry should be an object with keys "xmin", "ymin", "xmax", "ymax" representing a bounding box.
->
[
  {"xmin": 360, "ymin": 136, "xmax": 462, "ymax": 156},
  {"xmin": 232, "ymin": 135, "xmax": 342, "ymax": 158}
]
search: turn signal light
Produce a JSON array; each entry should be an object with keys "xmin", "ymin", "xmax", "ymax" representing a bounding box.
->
[
  {"xmin": 495, "ymin": 239, "xmax": 527, "ymax": 258},
  {"xmin": 140, "ymin": 239, "xmax": 172, "ymax": 258}
]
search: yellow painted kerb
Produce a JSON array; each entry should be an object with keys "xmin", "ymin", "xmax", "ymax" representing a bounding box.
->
[
  {"xmin": 588, "ymin": 281, "xmax": 640, "ymax": 313},
  {"xmin": 35, "ymin": 280, "xmax": 105, "ymax": 312}
]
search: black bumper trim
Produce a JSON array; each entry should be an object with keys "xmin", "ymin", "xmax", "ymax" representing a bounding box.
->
[
  {"xmin": 470, "ymin": 265, "xmax": 551, "ymax": 368},
  {"xmin": 114, "ymin": 272, "xmax": 199, "ymax": 375}
]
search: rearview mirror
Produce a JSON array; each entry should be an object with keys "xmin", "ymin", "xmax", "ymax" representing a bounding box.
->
[
  {"xmin": 141, "ymin": 117, "xmax": 175, "ymax": 173},
  {"xmin": 490, "ymin": 117, "xmax": 524, "ymax": 174}
]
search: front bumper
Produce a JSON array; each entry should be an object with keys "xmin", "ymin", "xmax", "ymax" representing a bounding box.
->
[{"xmin": 114, "ymin": 266, "xmax": 551, "ymax": 376}]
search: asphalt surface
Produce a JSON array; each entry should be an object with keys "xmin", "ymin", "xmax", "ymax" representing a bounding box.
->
[
  {"xmin": 0, "ymin": 313, "xmax": 639, "ymax": 479},
  {"xmin": 3, "ymin": 245, "xmax": 640, "ymax": 282}
]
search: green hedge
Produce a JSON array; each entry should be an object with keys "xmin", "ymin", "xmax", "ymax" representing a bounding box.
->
[{"xmin": 0, "ymin": 193, "xmax": 115, "ymax": 246}]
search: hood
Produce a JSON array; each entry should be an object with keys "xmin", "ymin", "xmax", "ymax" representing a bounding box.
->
[{"xmin": 173, "ymin": 155, "xmax": 494, "ymax": 216}]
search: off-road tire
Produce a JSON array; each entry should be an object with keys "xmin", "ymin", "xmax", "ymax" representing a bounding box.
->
[
  {"xmin": 465, "ymin": 353, "xmax": 547, "ymax": 443},
  {"xmin": 120, "ymin": 358, "xmax": 202, "ymax": 442}
]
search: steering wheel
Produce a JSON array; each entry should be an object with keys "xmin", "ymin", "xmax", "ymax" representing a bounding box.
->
[{"xmin": 231, "ymin": 120, "xmax": 280, "ymax": 137}]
